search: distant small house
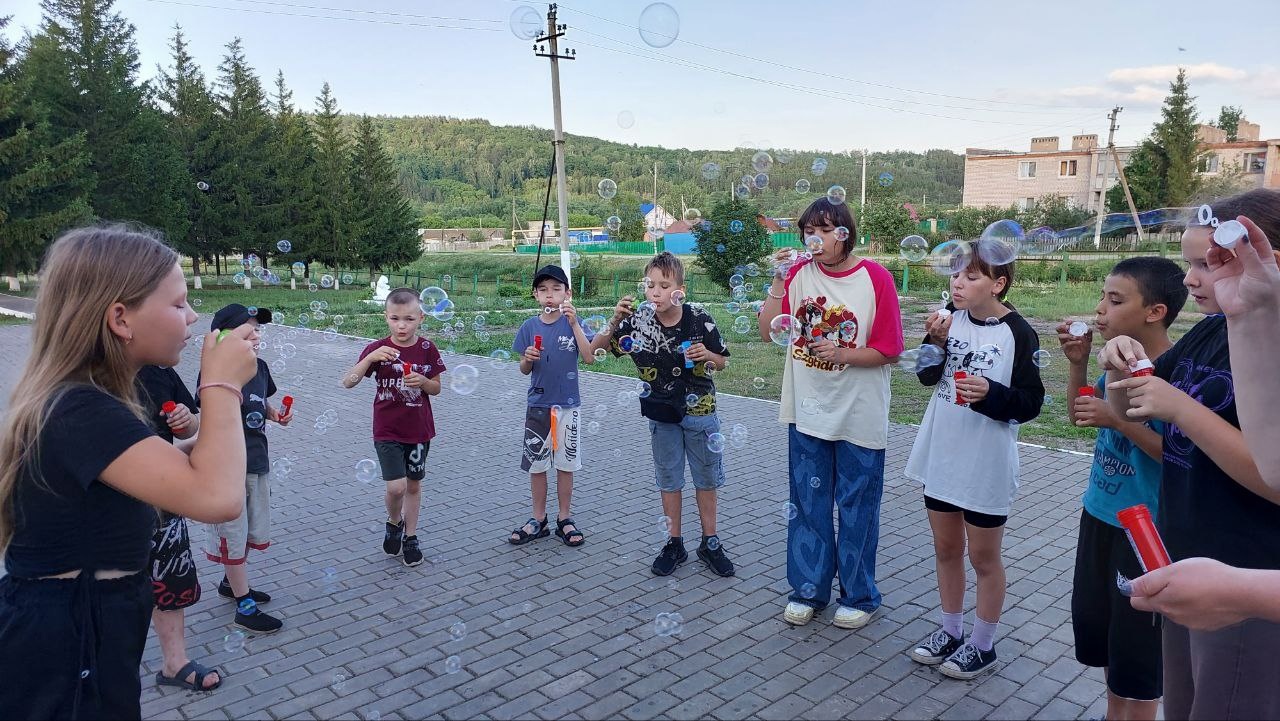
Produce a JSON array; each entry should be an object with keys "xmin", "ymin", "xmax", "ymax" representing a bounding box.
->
[
  {"xmin": 640, "ymin": 203, "xmax": 676, "ymax": 231},
  {"xmin": 757, "ymin": 215, "xmax": 784, "ymax": 233}
]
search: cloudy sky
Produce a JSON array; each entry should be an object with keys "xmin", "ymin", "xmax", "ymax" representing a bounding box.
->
[{"xmin": 6, "ymin": 0, "xmax": 1279, "ymax": 154}]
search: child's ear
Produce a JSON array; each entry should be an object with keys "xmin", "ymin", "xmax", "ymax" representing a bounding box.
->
[{"xmin": 1145, "ymin": 303, "xmax": 1169, "ymax": 326}]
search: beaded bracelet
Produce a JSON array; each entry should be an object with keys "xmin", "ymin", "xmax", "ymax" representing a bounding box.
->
[
  {"xmin": 197, "ymin": 382, "xmax": 243, "ymax": 404},
  {"xmin": 766, "ymin": 287, "xmax": 786, "ymax": 300}
]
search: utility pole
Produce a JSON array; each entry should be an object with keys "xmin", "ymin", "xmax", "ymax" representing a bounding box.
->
[
  {"xmin": 1094, "ymin": 106, "xmax": 1144, "ymax": 247},
  {"xmin": 652, "ymin": 161, "xmax": 659, "ymax": 246},
  {"xmin": 859, "ymin": 149, "xmax": 868, "ymax": 231},
  {"xmin": 533, "ymin": 4, "xmax": 576, "ymax": 283}
]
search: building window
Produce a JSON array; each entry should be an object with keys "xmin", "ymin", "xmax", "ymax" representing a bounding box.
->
[
  {"xmin": 1018, "ymin": 161, "xmax": 1036, "ymax": 178},
  {"xmin": 1018, "ymin": 197, "xmax": 1035, "ymax": 211},
  {"xmin": 1059, "ymin": 159, "xmax": 1078, "ymax": 177},
  {"xmin": 1244, "ymin": 152, "xmax": 1265, "ymax": 173},
  {"xmin": 1197, "ymin": 154, "xmax": 1221, "ymax": 173}
]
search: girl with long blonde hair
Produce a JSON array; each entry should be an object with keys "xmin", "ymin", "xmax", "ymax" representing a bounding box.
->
[{"xmin": 0, "ymin": 225, "xmax": 257, "ymax": 719}]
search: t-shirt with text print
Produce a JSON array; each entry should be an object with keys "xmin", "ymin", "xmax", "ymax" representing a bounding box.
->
[
  {"xmin": 359, "ymin": 335, "xmax": 445, "ymax": 444},
  {"xmin": 609, "ymin": 303, "xmax": 728, "ymax": 416},
  {"xmin": 513, "ymin": 314, "xmax": 594, "ymax": 408}
]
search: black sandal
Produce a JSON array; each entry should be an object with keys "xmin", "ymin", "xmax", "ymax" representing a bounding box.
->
[
  {"xmin": 508, "ymin": 517, "xmax": 549, "ymax": 545},
  {"xmin": 156, "ymin": 660, "xmax": 223, "ymax": 692},
  {"xmin": 556, "ymin": 517, "xmax": 585, "ymax": 547}
]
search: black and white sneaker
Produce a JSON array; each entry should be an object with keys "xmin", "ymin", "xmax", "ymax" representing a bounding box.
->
[
  {"xmin": 233, "ymin": 598, "xmax": 283, "ymax": 633},
  {"xmin": 651, "ymin": 538, "xmax": 688, "ymax": 576},
  {"xmin": 938, "ymin": 641, "xmax": 999, "ymax": 680},
  {"xmin": 383, "ymin": 520, "xmax": 405, "ymax": 556},
  {"xmin": 909, "ymin": 628, "xmax": 964, "ymax": 666},
  {"xmin": 696, "ymin": 537, "xmax": 734, "ymax": 577},
  {"xmin": 402, "ymin": 535, "xmax": 423, "ymax": 567}
]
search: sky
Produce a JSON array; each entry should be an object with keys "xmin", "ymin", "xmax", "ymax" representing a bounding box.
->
[{"xmin": 6, "ymin": 0, "xmax": 1280, "ymax": 155}]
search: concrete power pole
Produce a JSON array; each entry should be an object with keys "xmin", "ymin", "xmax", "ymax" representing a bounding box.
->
[
  {"xmin": 533, "ymin": 4, "xmax": 576, "ymax": 284},
  {"xmin": 1094, "ymin": 106, "xmax": 1145, "ymax": 248}
]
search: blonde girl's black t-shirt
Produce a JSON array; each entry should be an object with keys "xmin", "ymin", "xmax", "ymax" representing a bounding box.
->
[
  {"xmin": 5, "ymin": 385, "xmax": 156, "ymax": 578},
  {"xmin": 1155, "ymin": 314, "xmax": 1280, "ymax": 570}
]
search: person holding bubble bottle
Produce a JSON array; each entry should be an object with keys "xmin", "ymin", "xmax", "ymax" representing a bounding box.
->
[
  {"xmin": 199, "ymin": 303, "xmax": 292, "ymax": 634},
  {"xmin": 757, "ymin": 197, "xmax": 903, "ymax": 632},
  {"xmin": 0, "ymin": 225, "xmax": 257, "ymax": 720},
  {"xmin": 341, "ymin": 287, "xmax": 445, "ymax": 568},
  {"xmin": 592, "ymin": 252, "xmax": 735, "ymax": 578},
  {"xmin": 507, "ymin": 265, "xmax": 596, "ymax": 548},
  {"xmin": 1055, "ymin": 257, "xmax": 1186, "ymax": 721},
  {"xmin": 904, "ymin": 248, "xmax": 1044, "ymax": 680},
  {"xmin": 1099, "ymin": 190, "xmax": 1280, "ymax": 719}
]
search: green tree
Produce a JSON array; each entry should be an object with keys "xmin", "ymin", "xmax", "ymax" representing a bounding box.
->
[
  {"xmin": 613, "ymin": 198, "xmax": 646, "ymax": 243},
  {"xmin": 692, "ymin": 197, "xmax": 769, "ymax": 289},
  {"xmin": 1214, "ymin": 105, "xmax": 1244, "ymax": 141},
  {"xmin": 155, "ymin": 24, "xmax": 215, "ymax": 273},
  {"xmin": 1107, "ymin": 139, "xmax": 1164, "ymax": 213},
  {"xmin": 22, "ymin": 0, "xmax": 185, "ymax": 235},
  {"xmin": 310, "ymin": 81, "xmax": 352, "ymax": 268},
  {"xmin": 0, "ymin": 16, "xmax": 93, "ymax": 274},
  {"xmin": 348, "ymin": 115, "xmax": 419, "ymax": 275},
  {"xmin": 861, "ymin": 196, "xmax": 916, "ymax": 248},
  {"xmin": 1110, "ymin": 68, "xmax": 1202, "ymax": 211},
  {"xmin": 268, "ymin": 70, "xmax": 320, "ymax": 270},
  {"xmin": 1026, "ymin": 194, "xmax": 1093, "ymax": 230}
]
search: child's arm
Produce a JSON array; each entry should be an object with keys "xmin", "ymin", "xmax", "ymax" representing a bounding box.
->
[
  {"xmin": 343, "ymin": 345, "xmax": 398, "ymax": 388},
  {"xmin": 420, "ymin": 375, "xmax": 442, "ymax": 396},
  {"xmin": 1097, "ymin": 335, "xmax": 1149, "ymax": 423},
  {"xmin": 166, "ymin": 403, "xmax": 200, "ymax": 439},
  {"xmin": 1109, "ymin": 375, "xmax": 1279, "ymax": 504},
  {"xmin": 685, "ymin": 343, "xmax": 727, "ymax": 371},
  {"xmin": 589, "ymin": 296, "xmax": 633, "ymax": 354},
  {"xmin": 966, "ymin": 319, "xmax": 1044, "ymax": 424},
  {"xmin": 562, "ymin": 300, "xmax": 596, "ymax": 364}
]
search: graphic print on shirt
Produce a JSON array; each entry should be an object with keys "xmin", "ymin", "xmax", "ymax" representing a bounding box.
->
[
  {"xmin": 1164, "ymin": 358, "xmax": 1235, "ymax": 469},
  {"xmin": 936, "ymin": 336, "xmax": 1000, "ymax": 404},
  {"xmin": 557, "ymin": 334, "xmax": 577, "ymax": 352},
  {"xmin": 374, "ymin": 359, "xmax": 427, "ymax": 407},
  {"xmin": 791, "ymin": 295, "xmax": 858, "ymax": 372}
]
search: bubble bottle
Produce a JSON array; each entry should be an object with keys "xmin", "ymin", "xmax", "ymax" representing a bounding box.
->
[
  {"xmin": 953, "ymin": 371, "xmax": 968, "ymax": 405},
  {"xmin": 161, "ymin": 401, "xmax": 177, "ymax": 416},
  {"xmin": 533, "ymin": 335, "xmax": 543, "ymax": 351},
  {"xmin": 1129, "ymin": 359, "xmax": 1155, "ymax": 377},
  {"xmin": 1077, "ymin": 386, "xmax": 1096, "ymax": 397},
  {"xmin": 281, "ymin": 395, "xmax": 294, "ymax": 415},
  {"xmin": 1116, "ymin": 504, "xmax": 1171, "ymax": 572},
  {"xmin": 679, "ymin": 340, "xmax": 693, "ymax": 369}
]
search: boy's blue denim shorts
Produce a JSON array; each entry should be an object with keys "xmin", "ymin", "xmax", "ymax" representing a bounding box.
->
[{"xmin": 648, "ymin": 412, "xmax": 726, "ymax": 492}]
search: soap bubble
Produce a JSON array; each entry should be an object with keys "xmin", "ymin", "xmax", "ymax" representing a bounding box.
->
[
  {"xmin": 449, "ymin": 365, "xmax": 479, "ymax": 395},
  {"xmin": 877, "ymin": 172, "xmax": 894, "ymax": 187},
  {"xmin": 683, "ymin": 208, "xmax": 702, "ymax": 224},
  {"xmin": 598, "ymin": 178, "xmax": 618, "ymax": 200},
  {"xmin": 795, "ymin": 179, "xmax": 811, "ymax": 194},
  {"xmin": 355, "ymin": 459, "xmax": 378, "ymax": 483},
  {"xmin": 617, "ymin": 110, "xmax": 635, "ymax": 129},
  {"xmin": 735, "ymin": 184, "xmax": 751, "ymax": 200},
  {"xmin": 826, "ymin": 185, "xmax": 847, "ymax": 205},
  {"xmin": 606, "ymin": 215, "xmax": 622, "ymax": 232},
  {"xmin": 1032, "ymin": 349, "xmax": 1051, "ymax": 368},
  {"xmin": 1069, "ymin": 321, "xmax": 1090, "ymax": 337},
  {"xmin": 653, "ymin": 611, "xmax": 684, "ymax": 637},
  {"xmin": 809, "ymin": 476, "xmax": 821, "ymax": 488},
  {"xmin": 799, "ymin": 582, "xmax": 816, "ymax": 598},
  {"xmin": 805, "ymin": 235, "xmax": 824, "ymax": 253},
  {"xmin": 1024, "ymin": 226, "xmax": 1060, "ymax": 256},
  {"xmin": 223, "ymin": 630, "xmax": 246, "ymax": 652},
  {"xmin": 707, "ymin": 433, "xmax": 725, "ymax": 454},
  {"xmin": 753, "ymin": 173, "xmax": 769, "ymax": 189},
  {"xmin": 448, "ymin": 622, "xmax": 466, "ymax": 641},
  {"xmin": 752, "ymin": 377, "xmax": 766, "ymax": 390},
  {"xmin": 729, "ymin": 220, "xmax": 744, "ymax": 234},
  {"xmin": 638, "ymin": 2, "xmax": 679, "ymax": 48},
  {"xmin": 331, "ymin": 674, "xmax": 346, "ymax": 692},
  {"xmin": 729, "ymin": 273, "xmax": 745, "ymax": 288},
  {"xmin": 977, "ymin": 220, "xmax": 1023, "ymax": 265},
  {"xmin": 929, "ymin": 240, "xmax": 972, "ymax": 276},
  {"xmin": 811, "ymin": 158, "xmax": 828, "ymax": 176},
  {"xmin": 509, "ymin": 5, "xmax": 541, "ymax": 40},
  {"xmin": 733, "ymin": 316, "xmax": 752, "ymax": 334},
  {"xmin": 896, "ymin": 348, "xmax": 921, "ymax": 373},
  {"xmin": 701, "ymin": 162, "xmax": 721, "ymax": 181},
  {"xmin": 233, "ymin": 272, "xmax": 246, "ymax": 285},
  {"xmin": 783, "ymin": 502, "xmax": 798, "ymax": 521},
  {"xmin": 751, "ymin": 151, "xmax": 773, "ymax": 173},
  {"xmin": 444, "ymin": 655, "xmax": 462, "ymax": 674},
  {"xmin": 245, "ymin": 412, "xmax": 264, "ymax": 430},
  {"xmin": 900, "ymin": 235, "xmax": 929, "ymax": 262},
  {"xmin": 769, "ymin": 315, "xmax": 799, "ymax": 346},
  {"xmin": 918, "ymin": 344, "xmax": 945, "ymax": 369},
  {"xmin": 320, "ymin": 274, "xmax": 334, "ymax": 288},
  {"xmin": 276, "ymin": 239, "xmax": 292, "ymax": 253},
  {"xmin": 568, "ymin": 250, "xmax": 581, "ymax": 269}
]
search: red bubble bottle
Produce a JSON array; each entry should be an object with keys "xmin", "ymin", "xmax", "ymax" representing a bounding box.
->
[
  {"xmin": 1129, "ymin": 359, "xmax": 1155, "ymax": 377},
  {"xmin": 1078, "ymin": 386, "xmax": 1096, "ymax": 397},
  {"xmin": 161, "ymin": 401, "xmax": 176, "ymax": 415},
  {"xmin": 534, "ymin": 335, "xmax": 543, "ymax": 351},
  {"xmin": 953, "ymin": 371, "xmax": 968, "ymax": 405},
  {"xmin": 281, "ymin": 396, "xmax": 294, "ymax": 414},
  {"xmin": 1117, "ymin": 504, "xmax": 1171, "ymax": 573}
]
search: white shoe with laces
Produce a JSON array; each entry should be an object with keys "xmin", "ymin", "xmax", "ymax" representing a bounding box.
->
[
  {"xmin": 833, "ymin": 605, "xmax": 875, "ymax": 629},
  {"xmin": 783, "ymin": 601, "xmax": 815, "ymax": 626}
]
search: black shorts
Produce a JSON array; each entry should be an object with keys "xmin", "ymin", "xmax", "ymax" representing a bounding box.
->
[
  {"xmin": 375, "ymin": 440, "xmax": 429, "ymax": 482},
  {"xmin": 0, "ymin": 572, "xmax": 151, "ymax": 719},
  {"xmin": 1071, "ymin": 508, "xmax": 1163, "ymax": 701},
  {"xmin": 924, "ymin": 495, "xmax": 1007, "ymax": 528},
  {"xmin": 149, "ymin": 515, "xmax": 201, "ymax": 611}
]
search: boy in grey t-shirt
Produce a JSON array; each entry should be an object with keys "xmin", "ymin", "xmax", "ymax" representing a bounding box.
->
[{"xmin": 507, "ymin": 265, "xmax": 596, "ymax": 548}]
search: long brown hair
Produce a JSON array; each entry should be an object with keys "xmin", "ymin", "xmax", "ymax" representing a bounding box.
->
[{"xmin": 0, "ymin": 224, "xmax": 179, "ymax": 553}]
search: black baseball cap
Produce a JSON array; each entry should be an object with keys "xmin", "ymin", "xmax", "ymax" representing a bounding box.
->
[
  {"xmin": 532, "ymin": 264, "xmax": 569, "ymax": 289},
  {"xmin": 211, "ymin": 303, "xmax": 273, "ymax": 331}
]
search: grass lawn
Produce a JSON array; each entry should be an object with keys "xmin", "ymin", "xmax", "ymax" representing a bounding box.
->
[
  {"xmin": 0, "ymin": 314, "xmax": 31, "ymax": 326},
  {"xmin": 187, "ymin": 275, "xmax": 1204, "ymax": 454}
]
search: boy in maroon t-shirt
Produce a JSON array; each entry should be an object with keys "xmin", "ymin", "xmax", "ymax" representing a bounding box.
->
[{"xmin": 341, "ymin": 287, "xmax": 445, "ymax": 567}]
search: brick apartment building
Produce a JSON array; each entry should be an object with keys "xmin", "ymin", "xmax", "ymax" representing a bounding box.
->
[{"xmin": 962, "ymin": 121, "xmax": 1279, "ymax": 212}]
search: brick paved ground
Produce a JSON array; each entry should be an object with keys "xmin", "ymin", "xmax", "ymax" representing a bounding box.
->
[{"xmin": 0, "ymin": 321, "xmax": 1113, "ymax": 720}]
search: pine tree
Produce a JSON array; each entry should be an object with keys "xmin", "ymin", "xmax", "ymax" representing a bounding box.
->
[
  {"xmin": 0, "ymin": 17, "xmax": 93, "ymax": 275},
  {"xmin": 268, "ymin": 70, "xmax": 320, "ymax": 271},
  {"xmin": 22, "ymin": 0, "xmax": 185, "ymax": 235},
  {"xmin": 207, "ymin": 38, "xmax": 275, "ymax": 265},
  {"xmin": 348, "ymin": 115, "xmax": 419, "ymax": 276},
  {"xmin": 311, "ymin": 81, "xmax": 352, "ymax": 268},
  {"xmin": 155, "ymin": 24, "xmax": 217, "ymax": 274},
  {"xmin": 1155, "ymin": 68, "xmax": 1202, "ymax": 207}
]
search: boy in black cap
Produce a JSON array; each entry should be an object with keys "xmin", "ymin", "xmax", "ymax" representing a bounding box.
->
[
  {"xmin": 507, "ymin": 265, "xmax": 596, "ymax": 547},
  {"xmin": 200, "ymin": 303, "xmax": 292, "ymax": 633}
]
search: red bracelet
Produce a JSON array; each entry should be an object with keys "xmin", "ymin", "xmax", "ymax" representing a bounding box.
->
[{"xmin": 198, "ymin": 382, "xmax": 243, "ymax": 404}]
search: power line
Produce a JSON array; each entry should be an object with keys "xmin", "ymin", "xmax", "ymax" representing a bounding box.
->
[
  {"xmin": 548, "ymin": 1, "xmax": 1101, "ymax": 113},
  {"xmin": 210, "ymin": 0, "xmax": 502, "ymax": 24},
  {"xmin": 142, "ymin": 0, "xmax": 503, "ymax": 32}
]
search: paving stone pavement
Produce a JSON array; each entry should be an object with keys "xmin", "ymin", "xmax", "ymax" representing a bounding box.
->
[{"xmin": 0, "ymin": 321, "xmax": 1111, "ymax": 720}]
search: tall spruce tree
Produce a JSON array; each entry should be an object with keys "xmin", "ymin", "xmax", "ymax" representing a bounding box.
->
[
  {"xmin": 311, "ymin": 81, "xmax": 352, "ymax": 268},
  {"xmin": 268, "ymin": 70, "xmax": 320, "ymax": 271},
  {"xmin": 0, "ymin": 16, "xmax": 93, "ymax": 275},
  {"xmin": 22, "ymin": 0, "xmax": 185, "ymax": 235},
  {"xmin": 348, "ymin": 115, "xmax": 419, "ymax": 276},
  {"xmin": 1107, "ymin": 68, "xmax": 1203, "ymax": 211}
]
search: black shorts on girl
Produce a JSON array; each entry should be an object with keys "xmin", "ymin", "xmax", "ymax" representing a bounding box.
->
[
  {"xmin": 375, "ymin": 440, "xmax": 429, "ymax": 481},
  {"xmin": 923, "ymin": 495, "xmax": 1007, "ymax": 528},
  {"xmin": 149, "ymin": 514, "xmax": 201, "ymax": 611}
]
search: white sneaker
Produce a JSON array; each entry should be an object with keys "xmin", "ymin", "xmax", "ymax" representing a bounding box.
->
[
  {"xmin": 783, "ymin": 602, "xmax": 815, "ymax": 626},
  {"xmin": 832, "ymin": 605, "xmax": 875, "ymax": 629}
]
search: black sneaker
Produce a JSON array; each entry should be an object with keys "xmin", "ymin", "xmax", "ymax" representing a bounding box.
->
[
  {"xmin": 402, "ymin": 535, "xmax": 423, "ymax": 567},
  {"xmin": 651, "ymin": 537, "xmax": 688, "ymax": 576},
  {"xmin": 218, "ymin": 577, "xmax": 271, "ymax": 604},
  {"xmin": 938, "ymin": 641, "xmax": 999, "ymax": 680},
  {"xmin": 909, "ymin": 628, "xmax": 964, "ymax": 666},
  {"xmin": 383, "ymin": 520, "xmax": 405, "ymax": 556},
  {"xmin": 696, "ymin": 537, "xmax": 734, "ymax": 577},
  {"xmin": 233, "ymin": 598, "xmax": 283, "ymax": 633}
]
